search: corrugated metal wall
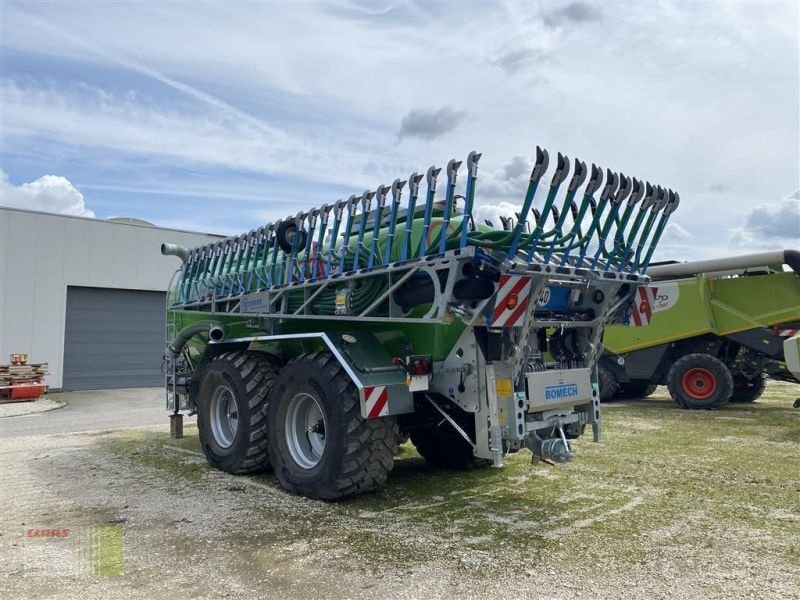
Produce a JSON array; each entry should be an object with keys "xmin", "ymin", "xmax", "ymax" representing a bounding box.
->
[
  {"xmin": 62, "ymin": 287, "xmax": 166, "ymax": 390},
  {"xmin": 0, "ymin": 207, "xmax": 220, "ymax": 389}
]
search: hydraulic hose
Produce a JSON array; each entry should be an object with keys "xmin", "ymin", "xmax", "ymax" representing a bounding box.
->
[
  {"xmin": 184, "ymin": 204, "xmax": 636, "ymax": 316},
  {"xmin": 171, "ymin": 148, "xmax": 679, "ymax": 315},
  {"xmin": 169, "ymin": 320, "xmax": 225, "ymax": 356},
  {"xmin": 195, "ymin": 213, "xmax": 617, "ymax": 317}
]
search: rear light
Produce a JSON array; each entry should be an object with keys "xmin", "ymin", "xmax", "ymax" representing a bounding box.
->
[
  {"xmin": 394, "ymin": 355, "xmax": 432, "ymax": 378},
  {"xmin": 410, "ymin": 359, "xmax": 430, "ymax": 376},
  {"xmin": 506, "ymin": 293, "xmax": 518, "ymax": 310}
]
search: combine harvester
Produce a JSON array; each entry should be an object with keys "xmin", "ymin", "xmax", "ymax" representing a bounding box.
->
[
  {"xmin": 161, "ymin": 147, "xmax": 678, "ymax": 499},
  {"xmin": 600, "ymin": 250, "xmax": 800, "ymax": 409}
]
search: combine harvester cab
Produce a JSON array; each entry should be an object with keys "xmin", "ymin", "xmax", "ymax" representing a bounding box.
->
[
  {"xmin": 601, "ymin": 249, "xmax": 800, "ymax": 409},
  {"xmin": 162, "ymin": 147, "xmax": 679, "ymax": 499}
]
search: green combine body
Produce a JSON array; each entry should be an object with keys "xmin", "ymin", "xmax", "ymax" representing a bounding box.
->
[
  {"xmin": 601, "ymin": 250, "xmax": 800, "ymax": 409},
  {"xmin": 162, "ymin": 148, "xmax": 680, "ymax": 500}
]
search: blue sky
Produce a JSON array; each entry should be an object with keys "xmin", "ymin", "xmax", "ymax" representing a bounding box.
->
[{"xmin": 1, "ymin": 1, "xmax": 798, "ymax": 259}]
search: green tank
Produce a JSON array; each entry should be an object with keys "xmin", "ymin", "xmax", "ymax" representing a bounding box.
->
[{"xmin": 161, "ymin": 147, "xmax": 679, "ymax": 499}]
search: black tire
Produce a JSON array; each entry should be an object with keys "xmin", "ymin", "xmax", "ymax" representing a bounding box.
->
[
  {"xmin": 197, "ymin": 350, "xmax": 280, "ymax": 474},
  {"xmin": 666, "ymin": 353, "xmax": 733, "ymax": 410},
  {"xmin": 617, "ymin": 380, "xmax": 658, "ymax": 399},
  {"xmin": 730, "ymin": 374, "xmax": 767, "ymax": 403},
  {"xmin": 410, "ymin": 423, "xmax": 490, "ymax": 470},
  {"xmin": 267, "ymin": 352, "xmax": 398, "ymax": 500},
  {"xmin": 598, "ymin": 366, "xmax": 620, "ymax": 402},
  {"xmin": 275, "ymin": 221, "xmax": 307, "ymax": 254},
  {"xmin": 408, "ymin": 396, "xmax": 490, "ymax": 469}
]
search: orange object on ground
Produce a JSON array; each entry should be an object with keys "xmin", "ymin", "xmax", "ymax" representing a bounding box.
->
[{"xmin": 8, "ymin": 381, "xmax": 45, "ymax": 401}]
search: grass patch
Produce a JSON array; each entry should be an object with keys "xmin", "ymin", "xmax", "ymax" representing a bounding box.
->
[
  {"xmin": 101, "ymin": 382, "xmax": 800, "ymax": 571},
  {"xmin": 105, "ymin": 427, "xmax": 208, "ymax": 481}
]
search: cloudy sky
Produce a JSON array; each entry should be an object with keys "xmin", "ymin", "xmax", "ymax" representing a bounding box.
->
[{"xmin": 1, "ymin": 1, "xmax": 798, "ymax": 260}]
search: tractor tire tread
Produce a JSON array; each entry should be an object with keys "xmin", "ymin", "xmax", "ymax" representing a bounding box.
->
[
  {"xmin": 269, "ymin": 352, "xmax": 398, "ymax": 500},
  {"xmin": 198, "ymin": 350, "xmax": 281, "ymax": 474}
]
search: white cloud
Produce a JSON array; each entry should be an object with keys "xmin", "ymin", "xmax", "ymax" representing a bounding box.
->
[
  {"xmin": 0, "ymin": 170, "xmax": 94, "ymax": 217},
  {"xmin": 475, "ymin": 201, "xmax": 522, "ymax": 229},
  {"xmin": 472, "ymin": 155, "xmax": 538, "ymax": 228},
  {"xmin": 398, "ymin": 106, "xmax": 468, "ymax": 141},
  {"xmin": 542, "ymin": 2, "xmax": 602, "ymax": 29},
  {"xmin": 0, "ymin": 81, "xmax": 379, "ymax": 189},
  {"xmin": 0, "ymin": 1, "xmax": 797, "ymax": 261},
  {"xmin": 478, "ymin": 155, "xmax": 535, "ymax": 199},
  {"xmin": 729, "ymin": 191, "xmax": 800, "ymax": 251},
  {"xmin": 490, "ymin": 46, "xmax": 552, "ymax": 75},
  {"xmin": 11, "ymin": 9, "xmax": 285, "ymax": 141},
  {"xmin": 742, "ymin": 192, "xmax": 800, "ymax": 238},
  {"xmin": 664, "ymin": 222, "xmax": 690, "ymax": 241}
]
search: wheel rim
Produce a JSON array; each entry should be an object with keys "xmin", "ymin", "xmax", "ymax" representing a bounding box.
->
[
  {"xmin": 681, "ymin": 367, "xmax": 717, "ymax": 400},
  {"xmin": 285, "ymin": 392, "xmax": 327, "ymax": 469},
  {"xmin": 210, "ymin": 385, "xmax": 238, "ymax": 448}
]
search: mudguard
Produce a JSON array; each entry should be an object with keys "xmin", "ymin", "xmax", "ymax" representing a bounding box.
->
[{"xmin": 217, "ymin": 331, "xmax": 413, "ymax": 419}]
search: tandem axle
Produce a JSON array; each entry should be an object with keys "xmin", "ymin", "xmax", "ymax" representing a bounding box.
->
[{"xmin": 162, "ymin": 145, "xmax": 678, "ymax": 499}]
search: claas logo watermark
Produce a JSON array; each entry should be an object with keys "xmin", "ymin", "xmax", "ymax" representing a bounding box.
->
[{"xmin": 24, "ymin": 525, "xmax": 123, "ymax": 576}]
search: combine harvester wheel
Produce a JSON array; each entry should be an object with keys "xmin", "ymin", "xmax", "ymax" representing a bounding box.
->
[
  {"xmin": 667, "ymin": 353, "xmax": 733, "ymax": 410},
  {"xmin": 616, "ymin": 381, "xmax": 658, "ymax": 399},
  {"xmin": 730, "ymin": 374, "xmax": 767, "ymax": 403},
  {"xmin": 598, "ymin": 367, "xmax": 620, "ymax": 402}
]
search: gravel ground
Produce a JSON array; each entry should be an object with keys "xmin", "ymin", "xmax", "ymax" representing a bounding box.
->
[
  {"xmin": 0, "ymin": 398, "xmax": 65, "ymax": 419},
  {"xmin": 1, "ymin": 382, "xmax": 798, "ymax": 599},
  {"xmin": 1, "ymin": 388, "xmax": 168, "ymax": 437}
]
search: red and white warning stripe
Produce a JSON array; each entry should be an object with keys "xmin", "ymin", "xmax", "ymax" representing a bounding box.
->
[
  {"xmin": 491, "ymin": 275, "xmax": 532, "ymax": 327},
  {"xmin": 364, "ymin": 385, "xmax": 389, "ymax": 419},
  {"xmin": 775, "ymin": 328, "xmax": 800, "ymax": 337},
  {"xmin": 630, "ymin": 286, "xmax": 658, "ymax": 327}
]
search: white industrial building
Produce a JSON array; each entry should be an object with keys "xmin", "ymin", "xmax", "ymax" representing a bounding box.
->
[{"xmin": 0, "ymin": 207, "xmax": 220, "ymax": 390}]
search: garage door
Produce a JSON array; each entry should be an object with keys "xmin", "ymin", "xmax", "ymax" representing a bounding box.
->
[{"xmin": 63, "ymin": 287, "xmax": 167, "ymax": 390}]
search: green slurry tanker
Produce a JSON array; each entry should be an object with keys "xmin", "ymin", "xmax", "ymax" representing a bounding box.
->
[
  {"xmin": 161, "ymin": 148, "xmax": 679, "ymax": 500},
  {"xmin": 600, "ymin": 250, "xmax": 800, "ymax": 409}
]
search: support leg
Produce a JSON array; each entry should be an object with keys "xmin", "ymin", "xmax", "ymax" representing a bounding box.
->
[{"xmin": 170, "ymin": 413, "xmax": 184, "ymax": 439}]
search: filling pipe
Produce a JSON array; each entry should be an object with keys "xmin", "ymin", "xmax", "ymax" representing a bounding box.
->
[
  {"xmin": 647, "ymin": 249, "xmax": 800, "ymax": 279},
  {"xmin": 161, "ymin": 243, "xmax": 189, "ymax": 262},
  {"xmin": 168, "ymin": 321, "xmax": 225, "ymax": 356}
]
